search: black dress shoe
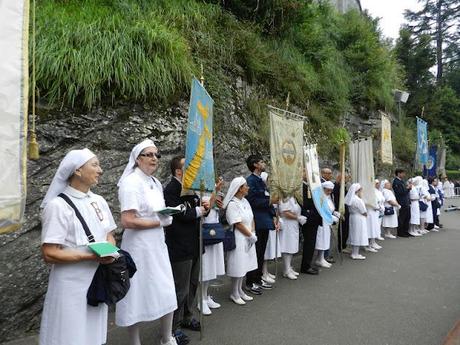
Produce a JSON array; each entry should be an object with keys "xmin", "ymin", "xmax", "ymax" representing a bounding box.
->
[
  {"xmin": 398, "ymin": 233, "xmax": 410, "ymax": 237},
  {"xmin": 181, "ymin": 318, "xmax": 201, "ymax": 332},
  {"xmin": 326, "ymin": 257, "xmax": 336, "ymax": 264},
  {"xmin": 301, "ymin": 268, "xmax": 319, "ymax": 275},
  {"xmin": 245, "ymin": 283, "xmax": 263, "ymax": 295}
]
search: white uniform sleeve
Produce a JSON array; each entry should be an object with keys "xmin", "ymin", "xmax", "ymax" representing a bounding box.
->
[
  {"xmin": 279, "ymin": 199, "xmax": 293, "ymax": 213},
  {"xmin": 226, "ymin": 201, "xmax": 242, "ymax": 225},
  {"xmin": 41, "ymin": 198, "xmax": 72, "ymax": 245},
  {"xmin": 118, "ymin": 179, "xmax": 142, "ymax": 212},
  {"xmin": 100, "ymin": 198, "xmax": 117, "ymax": 233}
]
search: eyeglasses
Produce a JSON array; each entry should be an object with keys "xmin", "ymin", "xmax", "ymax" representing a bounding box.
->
[{"xmin": 139, "ymin": 152, "xmax": 161, "ymax": 159}]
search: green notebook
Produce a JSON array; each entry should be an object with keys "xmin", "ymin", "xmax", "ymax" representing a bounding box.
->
[
  {"xmin": 88, "ymin": 241, "xmax": 120, "ymax": 258},
  {"xmin": 157, "ymin": 205, "xmax": 185, "ymax": 216}
]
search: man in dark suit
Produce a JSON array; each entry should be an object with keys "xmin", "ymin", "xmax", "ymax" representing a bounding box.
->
[
  {"xmin": 245, "ymin": 154, "xmax": 278, "ymax": 295},
  {"xmin": 164, "ymin": 156, "xmax": 209, "ymax": 344},
  {"xmin": 333, "ymin": 173, "xmax": 350, "ymax": 252},
  {"xmin": 392, "ymin": 168, "xmax": 412, "ymax": 237},
  {"xmin": 300, "ymin": 175, "xmax": 321, "ymax": 275}
]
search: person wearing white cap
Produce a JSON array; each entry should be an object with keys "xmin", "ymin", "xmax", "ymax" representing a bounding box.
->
[
  {"xmin": 380, "ymin": 180, "xmax": 400, "ymax": 239},
  {"xmin": 115, "ymin": 139, "xmax": 177, "ymax": 345},
  {"xmin": 419, "ymin": 178, "xmax": 433, "ymax": 234},
  {"xmin": 39, "ymin": 148, "xmax": 117, "ymax": 345},
  {"xmin": 261, "ymin": 172, "xmax": 280, "ymax": 284},
  {"xmin": 224, "ymin": 177, "xmax": 258, "ymax": 305},
  {"xmin": 365, "ymin": 180, "xmax": 385, "ymax": 252},
  {"xmin": 314, "ymin": 181, "xmax": 339, "ymax": 268},
  {"xmin": 409, "ymin": 176, "xmax": 423, "ymax": 237},
  {"xmin": 345, "ymin": 183, "xmax": 369, "ymax": 260}
]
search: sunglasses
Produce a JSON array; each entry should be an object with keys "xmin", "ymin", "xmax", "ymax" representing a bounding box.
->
[{"xmin": 139, "ymin": 152, "xmax": 161, "ymax": 159}]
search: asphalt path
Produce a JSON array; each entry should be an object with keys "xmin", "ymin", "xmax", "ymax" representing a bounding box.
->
[{"xmin": 5, "ymin": 199, "xmax": 460, "ymax": 345}]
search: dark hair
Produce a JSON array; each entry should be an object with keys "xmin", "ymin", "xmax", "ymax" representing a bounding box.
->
[
  {"xmin": 170, "ymin": 156, "xmax": 184, "ymax": 176},
  {"xmin": 427, "ymin": 177, "xmax": 435, "ymax": 184},
  {"xmin": 246, "ymin": 154, "xmax": 263, "ymax": 172},
  {"xmin": 395, "ymin": 168, "xmax": 405, "ymax": 176}
]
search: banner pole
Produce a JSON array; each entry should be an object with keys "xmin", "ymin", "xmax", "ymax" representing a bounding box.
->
[{"xmin": 199, "ymin": 180, "xmax": 204, "ymax": 341}]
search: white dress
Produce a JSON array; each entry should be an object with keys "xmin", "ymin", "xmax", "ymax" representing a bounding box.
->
[
  {"xmin": 225, "ymin": 197, "xmax": 258, "ymax": 278},
  {"xmin": 202, "ymin": 207, "xmax": 225, "ymax": 282},
  {"xmin": 366, "ymin": 189, "xmax": 383, "ymax": 239},
  {"xmin": 347, "ymin": 196, "xmax": 369, "ymax": 246},
  {"xmin": 315, "ymin": 197, "xmax": 334, "ymax": 251},
  {"xmin": 115, "ymin": 168, "xmax": 177, "ymax": 327},
  {"xmin": 382, "ymin": 189, "xmax": 398, "ymax": 228},
  {"xmin": 264, "ymin": 229, "xmax": 281, "ymax": 260},
  {"xmin": 419, "ymin": 188, "xmax": 431, "ymax": 221},
  {"xmin": 40, "ymin": 186, "xmax": 116, "ymax": 345},
  {"xmin": 410, "ymin": 187, "xmax": 420, "ymax": 225},
  {"xmin": 279, "ymin": 197, "xmax": 301, "ymax": 254}
]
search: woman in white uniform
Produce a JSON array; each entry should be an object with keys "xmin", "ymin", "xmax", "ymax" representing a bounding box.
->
[
  {"xmin": 380, "ymin": 180, "xmax": 399, "ymax": 239},
  {"xmin": 279, "ymin": 196, "xmax": 305, "ymax": 279},
  {"xmin": 408, "ymin": 177, "xmax": 422, "ymax": 236},
  {"xmin": 39, "ymin": 148, "xmax": 117, "ymax": 345},
  {"xmin": 345, "ymin": 183, "xmax": 369, "ymax": 260},
  {"xmin": 420, "ymin": 179, "xmax": 433, "ymax": 233},
  {"xmin": 261, "ymin": 172, "xmax": 279, "ymax": 284},
  {"xmin": 224, "ymin": 177, "xmax": 258, "ymax": 306},
  {"xmin": 314, "ymin": 181, "xmax": 338, "ymax": 268},
  {"xmin": 374, "ymin": 180, "xmax": 386, "ymax": 241},
  {"xmin": 365, "ymin": 180, "xmax": 384, "ymax": 252},
  {"xmin": 199, "ymin": 181, "xmax": 225, "ymax": 316},
  {"xmin": 115, "ymin": 139, "xmax": 177, "ymax": 345}
]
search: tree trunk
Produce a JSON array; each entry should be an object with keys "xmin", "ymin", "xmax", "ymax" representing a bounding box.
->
[{"xmin": 436, "ymin": 0, "xmax": 444, "ymax": 84}]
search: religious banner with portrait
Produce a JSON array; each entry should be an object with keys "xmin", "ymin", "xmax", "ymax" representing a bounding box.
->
[
  {"xmin": 417, "ymin": 117, "xmax": 429, "ymax": 165},
  {"xmin": 423, "ymin": 145, "xmax": 438, "ymax": 178},
  {"xmin": 380, "ymin": 112, "xmax": 393, "ymax": 164},
  {"xmin": 269, "ymin": 107, "xmax": 304, "ymax": 201},
  {"xmin": 349, "ymin": 138, "xmax": 376, "ymax": 208},
  {"xmin": 304, "ymin": 144, "xmax": 333, "ymax": 225},
  {"xmin": 0, "ymin": 0, "xmax": 29, "ymax": 234},
  {"xmin": 182, "ymin": 77, "xmax": 215, "ymax": 193}
]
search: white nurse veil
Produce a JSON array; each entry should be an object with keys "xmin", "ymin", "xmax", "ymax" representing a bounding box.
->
[
  {"xmin": 40, "ymin": 148, "xmax": 96, "ymax": 208},
  {"xmin": 223, "ymin": 177, "xmax": 247, "ymax": 209},
  {"xmin": 117, "ymin": 139, "xmax": 157, "ymax": 187},
  {"xmin": 345, "ymin": 183, "xmax": 361, "ymax": 206}
]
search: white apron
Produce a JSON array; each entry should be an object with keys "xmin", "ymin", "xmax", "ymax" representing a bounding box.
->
[
  {"xmin": 410, "ymin": 188, "xmax": 421, "ymax": 225},
  {"xmin": 264, "ymin": 229, "xmax": 281, "ymax": 260},
  {"xmin": 115, "ymin": 169, "xmax": 177, "ymax": 327},
  {"xmin": 226, "ymin": 197, "xmax": 258, "ymax": 278},
  {"xmin": 382, "ymin": 189, "xmax": 398, "ymax": 228},
  {"xmin": 347, "ymin": 196, "xmax": 369, "ymax": 246},
  {"xmin": 40, "ymin": 187, "xmax": 116, "ymax": 345},
  {"xmin": 202, "ymin": 207, "xmax": 225, "ymax": 282},
  {"xmin": 279, "ymin": 197, "xmax": 301, "ymax": 254},
  {"xmin": 315, "ymin": 197, "xmax": 334, "ymax": 251}
]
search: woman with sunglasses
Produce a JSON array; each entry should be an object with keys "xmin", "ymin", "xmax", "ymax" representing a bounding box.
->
[{"xmin": 115, "ymin": 139, "xmax": 177, "ymax": 345}]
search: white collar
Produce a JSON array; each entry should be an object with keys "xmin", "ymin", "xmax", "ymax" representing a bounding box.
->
[{"xmin": 64, "ymin": 185, "xmax": 92, "ymax": 199}]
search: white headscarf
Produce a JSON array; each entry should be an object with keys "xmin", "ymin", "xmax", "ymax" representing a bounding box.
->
[
  {"xmin": 420, "ymin": 178, "xmax": 429, "ymax": 193},
  {"xmin": 118, "ymin": 139, "xmax": 157, "ymax": 186},
  {"xmin": 223, "ymin": 177, "xmax": 246, "ymax": 209},
  {"xmin": 345, "ymin": 183, "xmax": 362, "ymax": 206},
  {"xmin": 380, "ymin": 179, "xmax": 389, "ymax": 191},
  {"xmin": 412, "ymin": 176, "xmax": 423, "ymax": 187},
  {"xmin": 40, "ymin": 148, "xmax": 96, "ymax": 208},
  {"xmin": 261, "ymin": 172, "xmax": 268, "ymax": 184},
  {"xmin": 322, "ymin": 181, "xmax": 334, "ymax": 190}
]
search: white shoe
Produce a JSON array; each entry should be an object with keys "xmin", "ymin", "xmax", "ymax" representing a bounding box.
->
[
  {"xmin": 197, "ymin": 301, "xmax": 212, "ymax": 315},
  {"xmin": 351, "ymin": 254, "xmax": 366, "ymax": 260},
  {"xmin": 230, "ymin": 295, "xmax": 246, "ymax": 305},
  {"xmin": 240, "ymin": 292, "xmax": 254, "ymax": 301},
  {"xmin": 268, "ymin": 273, "xmax": 276, "ymax": 280},
  {"xmin": 371, "ymin": 242, "xmax": 382, "ymax": 250},
  {"xmin": 283, "ymin": 271, "xmax": 298, "ymax": 279},
  {"xmin": 431, "ymin": 228, "xmax": 440, "ymax": 232},
  {"xmin": 385, "ymin": 234, "xmax": 396, "ymax": 239},
  {"xmin": 365, "ymin": 246, "xmax": 378, "ymax": 253},
  {"xmin": 377, "ymin": 236, "xmax": 385, "ymax": 241},
  {"xmin": 160, "ymin": 337, "xmax": 178, "ymax": 345},
  {"xmin": 262, "ymin": 274, "xmax": 276, "ymax": 284},
  {"xmin": 421, "ymin": 229, "xmax": 429, "ymax": 234},
  {"xmin": 316, "ymin": 259, "xmax": 332, "ymax": 268},
  {"xmin": 290, "ymin": 268, "xmax": 300, "ymax": 276},
  {"xmin": 409, "ymin": 231, "xmax": 422, "ymax": 237},
  {"xmin": 434, "ymin": 225, "xmax": 440, "ymax": 229},
  {"xmin": 207, "ymin": 296, "xmax": 221, "ymax": 309}
]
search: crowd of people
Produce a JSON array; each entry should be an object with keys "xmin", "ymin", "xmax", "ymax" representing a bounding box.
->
[{"xmin": 38, "ymin": 140, "xmax": 452, "ymax": 345}]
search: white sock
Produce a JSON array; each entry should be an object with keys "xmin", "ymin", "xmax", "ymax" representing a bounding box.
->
[
  {"xmin": 352, "ymin": 246, "xmax": 360, "ymax": 257},
  {"xmin": 318, "ymin": 250, "xmax": 325, "ymax": 262},
  {"xmin": 159, "ymin": 312, "xmax": 174, "ymax": 343},
  {"xmin": 262, "ymin": 261, "xmax": 268, "ymax": 276},
  {"xmin": 237, "ymin": 277, "xmax": 245, "ymax": 297},
  {"xmin": 282, "ymin": 253, "xmax": 292, "ymax": 273},
  {"xmin": 128, "ymin": 324, "xmax": 141, "ymax": 345},
  {"xmin": 231, "ymin": 277, "xmax": 240, "ymax": 298},
  {"xmin": 202, "ymin": 280, "xmax": 209, "ymax": 303}
]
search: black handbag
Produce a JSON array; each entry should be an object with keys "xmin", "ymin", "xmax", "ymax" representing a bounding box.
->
[
  {"xmin": 419, "ymin": 200, "xmax": 428, "ymax": 211},
  {"xmin": 58, "ymin": 193, "xmax": 135, "ymax": 306},
  {"xmin": 384, "ymin": 206, "xmax": 395, "ymax": 216},
  {"xmin": 223, "ymin": 226, "xmax": 236, "ymax": 251},
  {"xmin": 202, "ymin": 222, "xmax": 225, "ymax": 246}
]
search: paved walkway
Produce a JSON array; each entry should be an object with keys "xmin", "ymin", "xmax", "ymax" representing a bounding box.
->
[{"xmin": 5, "ymin": 200, "xmax": 460, "ymax": 345}]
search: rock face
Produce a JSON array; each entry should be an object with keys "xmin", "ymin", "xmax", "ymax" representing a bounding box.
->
[{"xmin": 0, "ymin": 78, "xmax": 402, "ymax": 342}]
